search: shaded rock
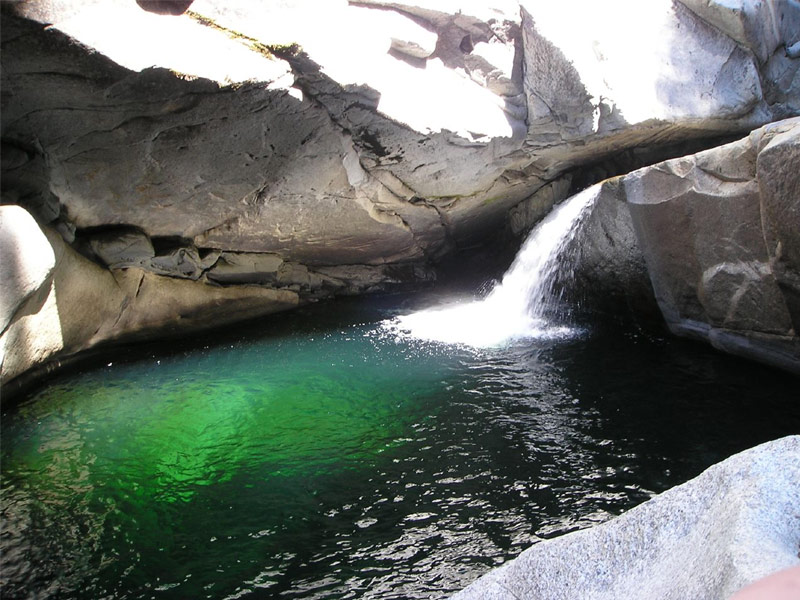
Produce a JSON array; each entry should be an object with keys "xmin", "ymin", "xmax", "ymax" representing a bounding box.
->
[
  {"xmin": 757, "ymin": 120, "xmax": 800, "ymax": 332},
  {"xmin": 764, "ymin": 44, "xmax": 800, "ymax": 120},
  {"xmin": 136, "ymin": 0, "xmax": 195, "ymax": 16},
  {"xmin": 88, "ymin": 227, "xmax": 155, "ymax": 268},
  {"xmin": 566, "ymin": 178, "xmax": 657, "ymax": 316},
  {"xmin": 625, "ymin": 117, "xmax": 800, "ymax": 372},
  {"xmin": 0, "ymin": 205, "xmax": 55, "ymax": 334},
  {"xmin": 107, "ymin": 268, "xmax": 297, "ymax": 342},
  {"xmin": 453, "ymin": 435, "xmax": 800, "ymax": 600},
  {"xmin": 0, "ymin": 142, "xmax": 61, "ymax": 225},
  {"xmin": 147, "ymin": 245, "xmax": 220, "ymax": 280},
  {"xmin": 508, "ymin": 175, "xmax": 571, "ymax": 235},
  {"xmin": 206, "ymin": 252, "xmax": 284, "ymax": 285}
]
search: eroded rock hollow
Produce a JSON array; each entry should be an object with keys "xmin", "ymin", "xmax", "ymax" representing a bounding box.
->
[{"xmin": 2, "ymin": 0, "xmax": 799, "ymax": 386}]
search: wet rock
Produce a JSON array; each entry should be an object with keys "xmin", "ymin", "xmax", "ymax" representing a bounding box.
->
[
  {"xmin": 566, "ymin": 178, "xmax": 657, "ymax": 316},
  {"xmin": 453, "ymin": 435, "xmax": 800, "ymax": 600}
]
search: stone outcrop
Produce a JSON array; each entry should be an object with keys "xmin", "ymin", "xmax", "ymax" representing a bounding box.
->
[
  {"xmin": 569, "ymin": 118, "xmax": 800, "ymax": 372},
  {"xmin": 1, "ymin": 0, "xmax": 799, "ymax": 384},
  {"xmin": 452, "ymin": 435, "xmax": 800, "ymax": 600},
  {"xmin": 0, "ymin": 205, "xmax": 56, "ymax": 334},
  {"xmin": 561, "ymin": 178, "xmax": 658, "ymax": 317},
  {"xmin": 627, "ymin": 118, "xmax": 800, "ymax": 373},
  {"xmin": 0, "ymin": 205, "xmax": 298, "ymax": 388}
]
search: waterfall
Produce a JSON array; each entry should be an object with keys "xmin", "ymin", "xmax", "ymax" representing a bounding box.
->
[{"xmin": 391, "ymin": 186, "xmax": 598, "ymax": 347}]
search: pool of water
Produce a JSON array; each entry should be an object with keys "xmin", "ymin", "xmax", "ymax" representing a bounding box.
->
[{"xmin": 2, "ymin": 291, "xmax": 798, "ymax": 599}]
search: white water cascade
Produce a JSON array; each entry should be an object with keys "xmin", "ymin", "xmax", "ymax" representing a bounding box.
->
[{"xmin": 391, "ymin": 186, "xmax": 598, "ymax": 347}]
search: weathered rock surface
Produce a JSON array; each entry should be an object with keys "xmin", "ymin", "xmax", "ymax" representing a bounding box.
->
[
  {"xmin": 4, "ymin": 0, "xmax": 798, "ymax": 255},
  {"xmin": 1, "ymin": 0, "xmax": 799, "ymax": 383},
  {"xmin": 566, "ymin": 117, "xmax": 800, "ymax": 371},
  {"xmin": 453, "ymin": 435, "xmax": 800, "ymax": 600},
  {"xmin": 0, "ymin": 206, "xmax": 298, "ymax": 386},
  {"xmin": 625, "ymin": 118, "xmax": 800, "ymax": 372}
]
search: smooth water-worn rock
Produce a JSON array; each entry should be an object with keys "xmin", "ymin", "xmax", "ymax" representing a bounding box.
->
[
  {"xmin": 562, "ymin": 178, "xmax": 657, "ymax": 316},
  {"xmin": 567, "ymin": 118, "xmax": 800, "ymax": 371},
  {"xmin": 625, "ymin": 118, "xmax": 800, "ymax": 373},
  {"xmin": 0, "ymin": 208, "xmax": 298, "ymax": 386},
  {"xmin": 452, "ymin": 435, "xmax": 800, "ymax": 600},
  {"xmin": 0, "ymin": 205, "xmax": 55, "ymax": 335}
]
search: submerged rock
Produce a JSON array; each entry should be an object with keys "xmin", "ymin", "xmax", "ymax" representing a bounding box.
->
[{"xmin": 453, "ymin": 435, "xmax": 800, "ymax": 600}]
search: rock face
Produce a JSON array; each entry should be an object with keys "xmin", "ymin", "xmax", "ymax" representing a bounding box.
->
[
  {"xmin": 568, "ymin": 118, "xmax": 800, "ymax": 372},
  {"xmin": 0, "ymin": 205, "xmax": 55, "ymax": 334},
  {"xmin": 1, "ymin": 0, "xmax": 799, "ymax": 384},
  {"xmin": 452, "ymin": 435, "xmax": 800, "ymax": 600},
  {"xmin": 0, "ymin": 206, "xmax": 298, "ymax": 387},
  {"xmin": 626, "ymin": 118, "xmax": 800, "ymax": 373}
]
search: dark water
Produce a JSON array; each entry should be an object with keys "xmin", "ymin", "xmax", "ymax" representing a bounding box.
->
[{"xmin": 2, "ymin": 293, "xmax": 798, "ymax": 600}]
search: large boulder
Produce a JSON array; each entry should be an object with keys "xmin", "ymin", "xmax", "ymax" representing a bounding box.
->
[
  {"xmin": 0, "ymin": 205, "xmax": 55, "ymax": 334},
  {"xmin": 625, "ymin": 118, "xmax": 800, "ymax": 373},
  {"xmin": 559, "ymin": 178, "xmax": 658, "ymax": 317},
  {"xmin": 453, "ymin": 435, "xmax": 800, "ymax": 600},
  {"xmin": 567, "ymin": 118, "xmax": 800, "ymax": 372}
]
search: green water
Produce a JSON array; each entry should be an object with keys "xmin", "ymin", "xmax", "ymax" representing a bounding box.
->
[{"xmin": 2, "ymin": 294, "xmax": 799, "ymax": 599}]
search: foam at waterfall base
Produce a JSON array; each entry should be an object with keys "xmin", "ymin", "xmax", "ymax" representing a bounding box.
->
[
  {"xmin": 389, "ymin": 299, "xmax": 578, "ymax": 347},
  {"xmin": 387, "ymin": 187, "xmax": 598, "ymax": 348}
]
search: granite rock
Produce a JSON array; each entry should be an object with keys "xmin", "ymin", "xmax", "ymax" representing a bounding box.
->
[
  {"xmin": 0, "ymin": 214, "xmax": 297, "ymax": 386},
  {"xmin": 2, "ymin": 0, "xmax": 799, "ymax": 383},
  {"xmin": 453, "ymin": 436, "xmax": 800, "ymax": 600},
  {"xmin": 0, "ymin": 205, "xmax": 56, "ymax": 334},
  {"xmin": 625, "ymin": 118, "xmax": 800, "ymax": 372}
]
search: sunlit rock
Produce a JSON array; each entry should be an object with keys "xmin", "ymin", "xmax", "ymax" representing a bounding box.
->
[
  {"xmin": 0, "ymin": 205, "xmax": 56, "ymax": 334},
  {"xmin": 0, "ymin": 216, "xmax": 298, "ymax": 386},
  {"xmin": 453, "ymin": 435, "xmax": 800, "ymax": 600}
]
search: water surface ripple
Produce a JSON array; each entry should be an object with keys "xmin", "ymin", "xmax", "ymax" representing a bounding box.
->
[{"xmin": 2, "ymin": 297, "xmax": 798, "ymax": 599}]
